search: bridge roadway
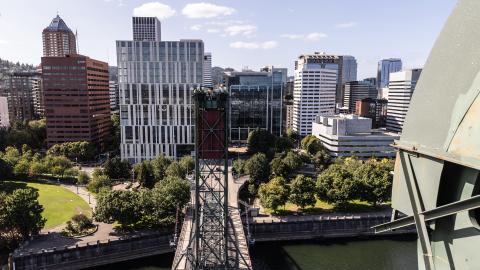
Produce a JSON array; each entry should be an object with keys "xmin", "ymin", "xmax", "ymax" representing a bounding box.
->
[{"xmin": 172, "ymin": 168, "xmax": 252, "ymax": 270}]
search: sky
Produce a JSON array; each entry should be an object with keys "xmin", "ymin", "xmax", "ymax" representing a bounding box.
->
[{"xmin": 0, "ymin": 0, "xmax": 457, "ymax": 78}]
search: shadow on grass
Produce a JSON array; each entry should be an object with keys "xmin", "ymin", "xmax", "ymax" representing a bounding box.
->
[{"xmin": 0, "ymin": 180, "xmax": 38, "ymax": 194}]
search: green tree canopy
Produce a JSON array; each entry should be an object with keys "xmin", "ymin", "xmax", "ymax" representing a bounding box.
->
[
  {"xmin": 353, "ymin": 159, "xmax": 393, "ymax": 205},
  {"xmin": 150, "ymin": 155, "xmax": 172, "ymax": 182},
  {"xmin": 94, "ymin": 190, "xmax": 142, "ymax": 226},
  {"xmin": 316, "ymin": 164, "xmax": 357, "ymax": 206},
  {"xmin": 166, "ymin": 161, "xmax": 186, "ymax": 179},
  {"xmin": 103, "ymin": 157, "xmax": 132, "ymax": 180},
  {"xmin": 179, "ymin": 156, "xmax": 195, "ymax": 175},
  {"xmin": 289, "ymin": 175, "xmax": 316, "ymax": 209},
  {"xmin": 134, "ymin": 161, "xmax": 156, "ymax": 188},
  {"xmin": 245, "ymin": 153, "xmax": 270, "ymax": 185},
  {"xmin": 0, "ymin": 189, "xmax": 45, "ymax": 239},
  {"xmin": 247, "ymin": 129, "xmax": 275, "ymax": 155},
  {"xmin": 258, "ymin": 176, "xmax": 289, "ymax": 212}
]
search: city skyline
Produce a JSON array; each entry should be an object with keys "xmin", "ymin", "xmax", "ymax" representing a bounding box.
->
[{"xmin": 0, "ymin": 0, "xmax": 456, "ymax": 78}]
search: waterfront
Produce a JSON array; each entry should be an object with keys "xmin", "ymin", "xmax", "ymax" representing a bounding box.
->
[{"xmin": 95, "ymin": 237, "xmax": 417, "ymax": 270}]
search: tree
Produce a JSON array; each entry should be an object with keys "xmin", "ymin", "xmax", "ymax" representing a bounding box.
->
[
  {"xmin": 274, "ymin": 136, "xmax": 293, "ymax": 153},
  {"xmin": 285, "ymin": 128, "xmax": 299, "ymax": 143},
  {"xmin": 354, "ymin": 159, "xmax": 393, "ymax": 206},
  {"xmin": 312, "ymin": 148, "xmax": 331, "ymax": 172},
  {"xmin": 271, "ymin": 156, "xmax": 289, "ymax": 177},
  {"xmin": 77, "ymin": 171, "xmax": 91, "ymax": 185},
  {"xmin": 103, "ymin": 157, "xmax": 131, "ymax": 180},
  {"xmin": 289, "ymin": 175, "xmax": 316, "ymax": 209},
  {"xmin": 258, "ymin": 177, "xmax": 289, "ymax": 212},
  {"xmin": 245, "ymin": 153, "xmax": 270, "ymax": 185},
  {"xmin": 232, "ymin": 159, "xmax": 246, "ymax": 175},
  {"xmin": 140, "ymin": 176, "xmax": 191, "ymax": 227},
  {"xmin": 283, "ymin": 151, "xmax": 303, "ymax": 172},
  {"xmin": 135, "ymin": 161, "xmax": 156, "ymax": 188},
  {"xmin": 94, "ymin": 190, "xmax": 142, "ymax": 226},
  {"xmin": 87, "ymin": 173, "xmax": 111, "ymax": 193},
  {"xmin": 179, "ymin": 156, "xmax": 195, "ymax": 175},
  {"xmin": 47, "ymin": 141, "xmax": 96, "ymax": 162},
  {"xmin": 247, "ymin": 129, "xmax": 275, "ymax": 155},
  {"xmin": 316, "ymin": 164, "xmax": 357, "ymax": 206},
  {"xmin": 166, "ymin": 161, "xmax": 186, "ymax": 179},
  {"xmin": 0, "ymin": 189, "xmax": 45, "ymax": 239},
  {"xmin": 300, "ymin": 135, "xmax": 324, "ymax": 155},
  {"xmin": 0, "ymin": 158, "xmax": 12, "ymax": 180},
  {"xmin": 150, "ymin": 155, "xmax": 172, "ymax": 182}
]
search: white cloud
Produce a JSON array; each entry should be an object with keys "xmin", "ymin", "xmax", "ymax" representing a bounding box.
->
[
  {"xmin": 0, "ymin": 40, "xmax": 7, "ymax": 45},
  {"xmin": 336, "ymin": 22, "xmax": 357, "ymax": 28},
  {"xmin": 190, "ymin": 24, "xmax": 202, "ymax": 31},
  {"xmin": 133, "ymin": 2, "xmax": 176, "ymax": 19},
  {"xmin": 182, "ymin": 3, "xmax": 235, "ymax": 19},
  {"xmin": 281, "ymin": 32, "xmax": 327, "ymax": 41},
  {"xmin": 280, "ymin": 34, "xmax": 303, "ymax": 40},
  {"xmin": 206, "ymin": 28, "xmax": 221, "ymax": 33},
  {"xmin": 229, "ymin": 41, "xmax": 278, "ymax": 50},
  {"xmin": 224, "ymin": 24, "xmax": 257, "ymax": 36},
  {"xmin": 305, "ymin": 32, "xmax": 328, "ymax": 41}
]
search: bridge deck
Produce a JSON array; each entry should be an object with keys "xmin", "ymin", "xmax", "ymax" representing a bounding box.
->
[{"xmin": 172, "ymin": 169, "xmax": 252, "ymax": 270}]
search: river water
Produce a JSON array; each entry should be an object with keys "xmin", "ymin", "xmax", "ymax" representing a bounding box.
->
[{"xmin": 95, "ymin": 237, "xmax": 417, "ymax": 270}]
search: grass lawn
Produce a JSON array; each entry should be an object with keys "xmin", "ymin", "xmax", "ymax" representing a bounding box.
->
[
  {"xmin": 263, "ymin": 199, "xmax": 389, "ymax": 215},
  {"xmin": 1, "ymin": 181, "xmax": 92, "ymax": 229}
]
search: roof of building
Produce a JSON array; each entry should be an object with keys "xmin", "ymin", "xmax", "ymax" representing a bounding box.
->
[{"xmin": 44, "ymin": 15, "xmax": 73, "ymax": 32}]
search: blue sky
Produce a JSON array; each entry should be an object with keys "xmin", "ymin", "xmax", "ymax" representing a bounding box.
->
[{"xmin": 0, "ymin": 0, "xmax": 456, "ymax": 78}]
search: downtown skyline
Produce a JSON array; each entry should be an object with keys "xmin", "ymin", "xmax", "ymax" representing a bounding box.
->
[{"xmin": 0, "ymin": 0, "xmax": 456, "ymax": 78}]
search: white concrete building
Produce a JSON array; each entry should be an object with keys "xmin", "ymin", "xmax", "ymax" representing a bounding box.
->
[
  {"xmin": 386, "ymin": 69, "xmax": 422, "ymax": 133},
  {"xmin": 0, "ymin": 96, "xmax": 9, "ymax": 127},
  {"xmin": 203, "ymin": 52, "xmax": 213, "ymax": 87},
  {"xmin": 293, "ymin": 53, "xmax": 338, "ymax": 135},
  {"xmin": 312, "ymin": 114, "xmax": 399, "ymax": 158},
  {"xmin": 117, "ymin": 18, "xmax": 204, "ymax": 162},
  {"xmin": 109, "ymin": 80, "xmax": 119, "ymax": 113}
]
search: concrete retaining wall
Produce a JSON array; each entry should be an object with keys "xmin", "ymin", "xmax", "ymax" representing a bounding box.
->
[
  {"xmin": 12, "ymin": 232, "xmax": 174, "ymax": 270},
  {"xmin": 251, "ymin": 214, "xmax": 415, "ymax": 241}
]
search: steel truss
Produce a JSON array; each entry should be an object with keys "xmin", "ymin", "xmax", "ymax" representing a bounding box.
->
[{"xmin": 173, "ymin": 88, "xmax": 250, "ymax": 270}]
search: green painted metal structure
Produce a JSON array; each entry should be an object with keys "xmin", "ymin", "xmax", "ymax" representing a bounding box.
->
[{"xmin": 375, "ymin": 1, "xmax": 480, "ymax": 269}]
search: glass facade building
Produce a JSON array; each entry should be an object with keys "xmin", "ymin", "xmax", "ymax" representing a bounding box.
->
[
  {"xmin": 225, "ymin": 69, "xmax": 285, "ymax": 142},
  {"xmin": 116, "ymin": 39, "xmax": 204, "ymax": 162}
]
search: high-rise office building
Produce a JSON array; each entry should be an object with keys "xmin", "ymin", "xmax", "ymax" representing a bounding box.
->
[
  {"xmin": 377, "ymin": 58, "xmax": 402, "ymax": 89},
  {"xmin": 0, "ymin": 97, "xmax": 9, "ymax": 127},
  {"xmin": 203, "ymin": 52, "xmax": 213, "ymax": 87},
  {"xmin": 343, "ymin": 80, "xmax": 378, "ymax": 112},
  {"xmin": 42, "ymin": 54, "xmax": 111, "ymax": 147},
  {"xmin": 117, "ymin": 18, "xmax": 204, "ymax": 162},
  {"xmin": 42, "ymin": 15, "xmax": 77, "ymax": 57},
  {"xmin": 355, "ymin": 98, "xmax": 388, "ymax": 128},
  {"xmin": 224, "ymin": 68, "xmax": 285, "ymax": 141},
  {"xmin": 4, "ymin": 72, "xmax": 40, "ymax": 123},
  {"xmin": 293, "ymin": 53, "xmax": 338, "ymax": 135},
  {"xmin": 342, "ymin": 56, "xmax": 357, "ymax": 83},
  {"xmin": 32, "ymin": 72, "xmax": 44, "ymax": 118},
  {"xmin": 109, "ymin": 80, "xmax": 119, "ymax": 113},
  {"xmin": 132, "ymin": 17, "xmax": 161, "ymax": 41},
  {"xmin": 386, "ymin": 68, "xmax": 422, "ymax": 133}
]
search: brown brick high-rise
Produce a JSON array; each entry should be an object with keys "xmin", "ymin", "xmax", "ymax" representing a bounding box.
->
[{"xmin": 42, "ymin": 54, "xmax": 111, "ymax": 148}]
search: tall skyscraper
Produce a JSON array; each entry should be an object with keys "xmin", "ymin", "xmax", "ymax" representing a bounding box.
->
[
  {"xmin": 42, "ymin": 15, "xmax": 77, "ymax": 57},
  {"xmin": 293, "ymin": 53, "xmax": 338, "ymax": 135},
  {"xmin": 341, "ymin": 55, "xmax": 358, "ymax": 83},
  {"xmin": 224, "ymin": 67, "xmax": 285, "ymax": 141},
  {"xmin": 203, "ymin": 52, "xmax": 213, "ymax": 87},
  {"xmin": 117, "ymin": 18, "xmax": 204, "ymax": 162},
  {"xmin": 132, "ymin": 17, "xmax": 161, "ymax": 41},
  {"xmin": 42, "ymin": 55, "xmax": 111, "ymax": 147},
  {"xmin": 343, "ymin": 80, "xmax": 378, "ymax": 112},
  {"xmin": 377, "ymin": 58, "xmax": 402, "ymax": 89},
  {"xmin": 0, "ymin": 97, "xmax": 10, "ymax": 127},
  {"xmin": 386, "ymin": 68, "xmax": 422, "ymax": 133},
  {"xmin": 4, "ymin": 72, "xmax": 40, "ymax": 123}
]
